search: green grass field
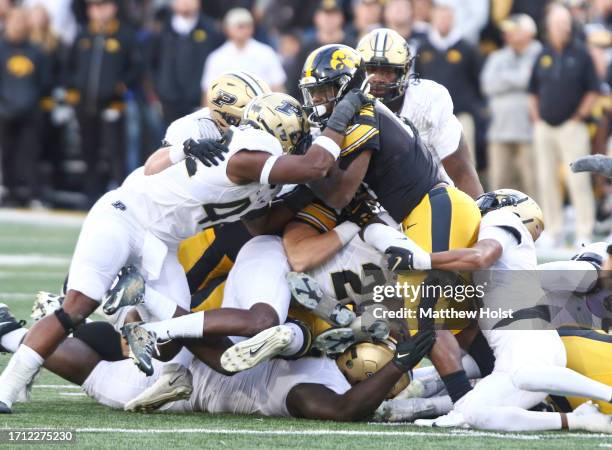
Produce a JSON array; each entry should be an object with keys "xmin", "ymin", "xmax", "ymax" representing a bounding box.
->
[{"xmin": 0, "ymin": 210, "xmax": 610, "ymax": 449}]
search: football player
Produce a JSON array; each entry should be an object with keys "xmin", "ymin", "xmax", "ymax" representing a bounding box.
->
[
  {"xmin": 0, "ymin": 89, "xmax": 371, "ymax": 414},
  {"xmin": 356, "ymin": 28, "xmax": 482, "ymax": 198},
  {"xmin": 0, "ymin": 304, "xmax": 435, "ymax": 420},
  {"xmin": 374, "ymin": 189, "xmax": 612, "ymax": 432},
  {"xmin": 299, "ymin": 43, "xmax": 482, "ymax": 409}
]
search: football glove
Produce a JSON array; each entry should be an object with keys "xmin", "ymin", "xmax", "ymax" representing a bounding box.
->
[
  {"xmin": 326, "ymin": 89, "xmax": 374, "ymax": 134},
  {"xmin": 278, "ymin": 185, "xmax": 316, "ymax": 214},
  {"xmin": 183, "ymin": 138, "xmax": 229, "ymax": 167},
  {"xmin": 392, "ymin": 329, "xmax": 436, "ymax": 373},
  {"xmin": 385, "ymin": 243, "xmax": 431, "ymax": 272},
  {"xmin": 341, "ymin": 186, "xmax": 381, "ymax": 228}
]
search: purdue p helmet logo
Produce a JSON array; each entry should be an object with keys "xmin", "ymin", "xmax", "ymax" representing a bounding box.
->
[
  {"xmin": 275, "ymin": 100, "xmax": 302, "ymax": 117},
  {"xmin": 211, "ymin": 90, "xmax": 238, "ymax": 108}
]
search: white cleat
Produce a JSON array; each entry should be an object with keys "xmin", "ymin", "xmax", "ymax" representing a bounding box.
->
[
  {"xmin": 221, "ymin": 325, "xmax": 293, "ymax": 373},
  {"xmin": 571, "ymin": 401, "xmax": 612, "ymax": 433},
  {"xmin": 414, "ymin": 410, "xmax": 468, "ymax": 428},
  {"xmin": 31, "ymin": 292, "xmax": 64, "ymax": 322},
  {"xmin": 380, "ymin": 397, "xmax": 454, "ymax": 423},
  {"xmin": 124, "ymin": 364, "xmax": 193, "ymax": 412}
]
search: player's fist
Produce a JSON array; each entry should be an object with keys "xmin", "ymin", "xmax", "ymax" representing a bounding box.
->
[
  {"xmin": 385, "ymin": 242, "xmax": 431, "ymax": 272},
  {"xmin": 392, "ymin": 329, "xmax": 436, "ymax": 372},
  {"xmin": 326, "ymin": 89, "xmax": 374, "ymax": 133},
  {"xmin": 341, "ymin": 187, "xmax": 381, "ymax": 228},
  {"xmin": 183, "ymin": 138, "xmax": 228, "ymax": 167}
]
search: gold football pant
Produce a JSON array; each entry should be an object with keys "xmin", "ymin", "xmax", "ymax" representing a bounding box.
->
[{"xmin": 398, "ymin": 186, "xmax": 481, "ymax": 333}]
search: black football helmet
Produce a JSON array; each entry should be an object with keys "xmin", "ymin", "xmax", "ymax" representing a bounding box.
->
[{"xmin": 299, "ymin": 44, "xmax": 367, "ymax": 127}]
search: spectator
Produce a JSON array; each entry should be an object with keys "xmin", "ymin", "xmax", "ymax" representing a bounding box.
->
[
  {"xmin": 150, "ymin": 0, "xmax": 222, "ymax": 127},
  {"xmin": 0, "ymin": 7, "xmax": 48, "ymax": 206},
  {"xmin": 415, "ymin": 1, "xmax": 482, "ymax": 163},
  {"xmin": 29, "ymin": 4, "xmax": 67, "ymax": 195},
  {"xmin": 384, "ymin": 0, "xmax": 419, "ymax": 47},
  {"xmin": 412, "ymin": 0, "xmax": 432, "ymax": 39},
  {"xmin": 352, "ymin": 0, "xmax": 383, "ymax": 39},
  {"xmin": 66, "ymin": 0, "xmax": 143, "ymax": 204},
  {"xmin": 439, "ymin": 0, "xmax": 489, "ymax": 46},
  {"xmin": 0, "ymin": 0, "xmax": 12, "ymax": 34},
  {"xmin": 24, "ymin": 0, "xmax": 78, "ymax": 45},
  {"xmin": 481, "ymin": 14, "xmax": 541, "ymax": 197},
  {"xmin": 201, "ymin": 8, "xmax": 286, "ymax": 100},
  {"xmin": 528, "ymin": 3, "xmax": 601, "ymax": 247},
  {"xmin": 293, "ymin": 0, "xmax": 355, "ymax": 96}
]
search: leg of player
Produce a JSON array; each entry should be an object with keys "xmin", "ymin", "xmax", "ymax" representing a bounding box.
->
[{"xmin": 512, "ymin": 365, "xmax": 612, "ymax": 403}]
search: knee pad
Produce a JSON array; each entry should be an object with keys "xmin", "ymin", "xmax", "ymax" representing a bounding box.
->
[{"xmin": 54, "ymin": 308, "xmax": 76, "ymax": 334}]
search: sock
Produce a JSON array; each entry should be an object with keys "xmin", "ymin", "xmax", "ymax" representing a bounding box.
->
[
  {"xmin": 461, "ymin": 354, "xmax": 481, "ymax": 379},
  {"xmin": 142, "ymin": 286, "xmax": 179, "ymax": 321},
  {"xmin": 279, "ymin": 322, "xmax": 305, "ymax": 357},
  {"xmin": 513, "ymin": 365, "xmax": 612, "ymax": 402},
  {"xmin": 0, "ymin": 345, "xmax": 44, "ymax": 407},
  {"xmin": 0, "ymin": 328, "xmax": 28, "ymax": 353},
  {"xmin": 142, "ymin": 311, "xmax": 204, "ymax": 341},
  {"xmin": 441, "ymin": 370, "xmax": 472, "ymax": 403},
  {"xmin": 467, "ymin": 330, "xmax": 495, "ymax": 377},
  {"xmin": 167, "ymin": 347, "xmax": 193, "ymax": 368}
]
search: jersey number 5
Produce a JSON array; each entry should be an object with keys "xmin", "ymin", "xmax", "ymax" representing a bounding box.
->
[{"xmin": 198, "ymin": 198, "xmax": 252, "ymax": 226}]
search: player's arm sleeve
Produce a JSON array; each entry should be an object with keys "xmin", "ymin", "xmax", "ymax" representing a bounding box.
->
[
  {"xmin": 163, "ymin": 117, "xmax": 203, "ymax": 147},
  {"xmin": 338, "ymin": 104, "xmax": 380, "ymax": 169},
  {"xmin": 537, "ymin": 260, "xmax": 599, "ymax": 293},
  {"xmin": 430, "ymin": 85, "xmax": 463, "ymax": 159},
  {"xmin": 293, "ymin": 200, "xmax": 340, "ymax": 233}
]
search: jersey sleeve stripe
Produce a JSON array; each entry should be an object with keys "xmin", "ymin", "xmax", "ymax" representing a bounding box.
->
[
  {"xmin": 295, "ymin": 213, "xmax": 330, "ymax": 233},
  {"xmin": 341, "ymin": 127, "xmax": 380, "ymax": 156}
]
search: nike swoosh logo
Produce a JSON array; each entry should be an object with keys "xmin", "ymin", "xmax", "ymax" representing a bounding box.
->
[
  {"xmin": 0, "ymin": 321, "xmax": 11, "ymax": 327},
  {"xmin": 405, "ymin": 223, "xmax": 417, "ymax": 231},
  {"xmin": 168, "ymin": 375, "xmax": 182, "ymax": 386},
  {"xmin": 249, "ymin": 342, "xmax": 266, "ymax": 356},
  {"xmin": 390, "ymin": 256, "xmax": 402, "ymax": 272},
  {"xmin": 396, "ymin": 352, "xmax": 411, "ymax": 359}
]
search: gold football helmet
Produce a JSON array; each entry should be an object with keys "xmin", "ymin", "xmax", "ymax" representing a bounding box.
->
[
  {"xmin": 476, "ymin": 189, "xmax": 545, "ymax": 241},
  {"xmin": 241, "ymin": 92, "xmax": 311, "ymax": 155},
  {"xmin": 356, "ymin": 28, "xmax": 412, "ymax": 102},
  {"xmin": 336, "ymin": 339, "xmax": 410, "ymax": 399},
  {"xmin": 207, "ymin": 71, "xmax": 271, "ymax": 131}
]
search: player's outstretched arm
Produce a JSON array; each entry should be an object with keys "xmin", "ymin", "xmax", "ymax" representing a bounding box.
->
[
  {"xmin": 428, "ymin": 240, "xmax": 503, "ymax": 271},
  {"xmin": 442, "ymin": 134, "xmax": 484, "ymax": 199},
  {"xmin": 283, "ymin": 221, "xmax": 348, "ymax": 272},
  {"xmin": 144, "ymin": 140, "xmax": 228, "ymax": 175}
]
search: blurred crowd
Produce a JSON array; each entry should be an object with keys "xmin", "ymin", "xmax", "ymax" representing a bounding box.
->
[{"xmin": 0, "ymin": 0, "xmax": 610, "ymax": 246}]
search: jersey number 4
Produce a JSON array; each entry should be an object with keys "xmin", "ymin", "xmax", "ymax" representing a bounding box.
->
[{"xmin": 198, "ymin": 198, "xmax": 252, "ymax": 226}]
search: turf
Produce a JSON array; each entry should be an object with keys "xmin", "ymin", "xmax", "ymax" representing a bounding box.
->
[{"xmin": 0, "ymin": 213, "xmax": 610, "ymax": 449}]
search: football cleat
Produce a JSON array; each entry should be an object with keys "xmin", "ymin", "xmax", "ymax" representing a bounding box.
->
[
  {"xmin": 0, "ymin": 401, "xmax": 11, "ymax": 414},
  {"xmin": 122, "ymin": 323, "xmax": 158, "ymax": 376},
  {"xmin": 287, "ymin": 272, "xmax": 355, "ymax": 327},
  {"xmin": 349, "ymin": 304, "xmax": 390, "ymax": 341},
  {"xmin": 313, "ymin": 328, "xmax": 356, "ymax": 355},
  {"xmin": 31, "ymin": 291, "xmax": 64, "ymax": 322},
  {"xmin": 414, "ymin": 409, "xmax": 468, "ymax": 428},
  {"xmin": 0, "ymin": 303, "xmax": 26, "ymax": 353},
  {"xmin": 379, "ymin": 397, "xmax": 454, "ymax": 423},
  {"xmin": 572, "ymin": 401, "xmax": 612, "ymax": 433},
  {"xmin": 221, "ymin": 325, "xmax": 293, "ymax": 373},
  {"xmin": 102, "ymin": 265, "xmax": 145, "ymax": 316},
  {"xmin": 124, "ymin": 363, "xmax": 193, "ymax": 412}
]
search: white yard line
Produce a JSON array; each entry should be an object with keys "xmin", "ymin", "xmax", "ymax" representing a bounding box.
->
[
  {"xmin": 0, "ymin": 209, "xmax": 84, "ymax": 227},
  {"xmin": 0, "ymin": 254, "xmax": 70, "ymax": 266},
  {"xmin": 33, "ymin": 385, "xmax": 81, "ymax": 389},
  {"xmin": 0, "ymin": 427, "xmax": 605, "ymax": 441}
]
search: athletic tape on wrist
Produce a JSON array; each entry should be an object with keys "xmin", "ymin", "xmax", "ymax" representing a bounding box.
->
[
  {"xmin": 260, "ymin": 155, "xmax": 280, "ymax": 185},
  {"xmin": 168, "ymin": 144, "xmax": 186, "ymax": 164},
  {"xmin": 334, "ymin": 222, "xmax": 360, "ymax": 246},
  {"xmin": 313, "ymin": 135, "xmax": 341, "ymax": 160}
]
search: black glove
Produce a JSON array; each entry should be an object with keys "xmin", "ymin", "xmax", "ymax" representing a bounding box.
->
[
  {"xmin": 326, "ymin": 89, "xmax": 373, "ymax": 133},
  {"xmin": 392, "ymin": 329, "xmax": 436, "ymax": 372},
  {"xmin": 183, "ymin": 138, "xmax": 229, "ymax": 167},
  {"xmin": 341, "ymin": 187, "xmax": 380, "ymax": 227},
  {"xmin": 277, "ymin": 185, "xmax": 316, "ymax": 214},
  {"xmin": 385, "ymin": 246, "xmax": 415, "ymax": 271}
]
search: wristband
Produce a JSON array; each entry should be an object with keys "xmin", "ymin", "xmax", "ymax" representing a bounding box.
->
[
  {"xmin": 168, "ymin": 144, "xmax": 186, "ymax": 164},
  {"xmin": 333, "ymin": 221, "xmax": 360, "ymax": 246},
  {"xmin": 313, "ymin": 135, "xmax": 341, "ymax": 160},
  {"xmin": 260, "ymin": 155, "xmax": 280, "ymax": 184}
]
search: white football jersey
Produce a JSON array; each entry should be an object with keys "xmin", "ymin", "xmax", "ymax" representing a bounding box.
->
[
  {"xmin": 184, "ymin": 357, "xmax": 350, "ymax": 417},
  {"xmin": 310, "ymin": 235, "xmax": 394, "ymax": 306},
  {"xmin": 119, "ymin": 125, "xmax": 282, "ymax": 245},
  {"xmin": 163, "ymin": 107, "xmax": 221, "ymax": 145},
  {"xmin": 400, "ymin": 79, "xmax": 463, "ymax": 161}
]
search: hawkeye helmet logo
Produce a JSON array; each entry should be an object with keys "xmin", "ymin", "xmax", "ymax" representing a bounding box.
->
[
  {"xmin": 211, "ymin": 90, "xmax": 238, "ymax": 108},
  {"xmin": 330, "ymin": 49, "xmax": 358, "ymax": 71},
  {"xmin": 275, "ymin": 100, "xmax": 302, "ymax": 117}
]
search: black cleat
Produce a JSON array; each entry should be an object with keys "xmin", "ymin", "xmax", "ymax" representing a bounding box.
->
[
  {"xmin": 102, "ymin": 265, "xmax": 145, "ymax": 315},
  {"xmin": 0, "ymin": 303, "xmax": 25, "ymax": 353},
  {"xmin": 0, "ymin": 401, "xmax": 12, "ymax": 414}
]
